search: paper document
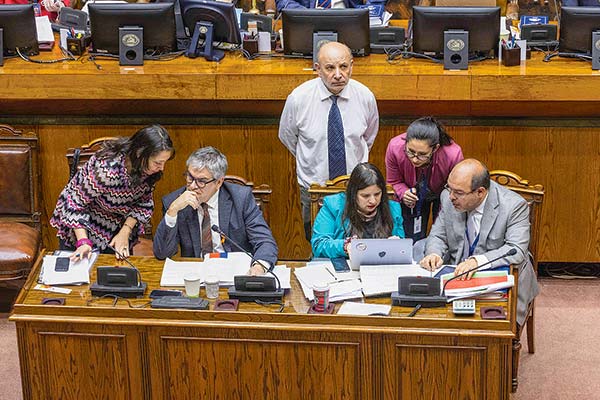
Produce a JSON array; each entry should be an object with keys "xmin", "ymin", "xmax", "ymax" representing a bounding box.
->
[
  {"xmin": 337, "ymin": 302, "xmax": 391, "ymax": 316},
  {"xmin": 360, "ymin": 264, "xmax": 433, "ymax": 297},
  {"xmin": 294, "ymin": 265, "xmax": 362, "ymax": 302},
  {"xmin": 307, "ymin": 259, "xmax": 360, "ymax": 282},
  {"xmin": 441, "ymin": 270, "xmax": 514, "ymax": 300},
  {"xmin": 35, "ymin": 16, "xmax": 54, "ymax": 44},
  {"xmin": 39, "ymin": 253, "xmax": 98, "ymax": 285}
]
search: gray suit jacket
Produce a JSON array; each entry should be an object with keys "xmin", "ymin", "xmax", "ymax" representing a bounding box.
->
[
  {"xmin": 425, "ymin": 181, "xmax": 539, "ymax": 325},
  {"xmin": 153, "ymin": 182, "xmax": 278, "ymax": 267}
]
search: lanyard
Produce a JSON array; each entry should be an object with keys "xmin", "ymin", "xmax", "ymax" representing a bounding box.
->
[
  {"xmin": 413, "ymin": 167, "xmax": 430, "ymax": 217},
  {"xmin": 465, "ymin": 226, "xmax": 480, "ymax": 257}
]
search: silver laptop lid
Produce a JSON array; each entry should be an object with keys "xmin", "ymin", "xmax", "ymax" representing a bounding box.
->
[{"xmin": 349, "ymin": 238, "xmax": 413, "ymax": 270}]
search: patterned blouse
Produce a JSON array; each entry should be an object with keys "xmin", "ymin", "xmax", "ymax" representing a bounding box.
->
[{"xmin": 50, "ymin": 153, "xmax": 154, "ymax": 250}]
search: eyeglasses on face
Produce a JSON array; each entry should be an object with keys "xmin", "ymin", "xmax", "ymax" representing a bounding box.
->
[
  {"xmin": 184, "ymin": 171, "xmax": 216, "ymax": 188},
  {"xmin": 404, "ymin": 147, "xmax": 434, "ymax": 161},
  {"xmin": 444, "ymin": 184, "xmax": 476, "ymax": 198}
]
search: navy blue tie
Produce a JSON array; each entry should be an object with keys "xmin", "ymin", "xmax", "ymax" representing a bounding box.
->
[{"xmin": 327, "ymin": 95, "xmax": 346, "ymax": 180}]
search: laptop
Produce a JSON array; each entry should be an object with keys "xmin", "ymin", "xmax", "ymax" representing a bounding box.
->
[{"xmin": 348, "ymin": 238, "xmax": 413, "ymax": 270}]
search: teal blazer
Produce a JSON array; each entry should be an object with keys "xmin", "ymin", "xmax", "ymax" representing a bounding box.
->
[{"xmin": 311, "ymin": 192, "xmax": 405, "ymax": 259}]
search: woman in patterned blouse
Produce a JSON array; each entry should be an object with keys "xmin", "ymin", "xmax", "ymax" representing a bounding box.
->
[{"xmin": 50, "ymin": 125, "xmax": 175, "ymax": 261}]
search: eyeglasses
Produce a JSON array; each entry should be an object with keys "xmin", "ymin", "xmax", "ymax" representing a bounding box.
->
[
  {"xmin": 404, "ymin": 147, "xmax": 434, "ymax": 161},
  {"xmin": 184, "ymin": 171, "xmax": 216, "ymax": 188},
  {"xmin": 444, "ymin": 184, "xmax": 476, "ymax": 198}
]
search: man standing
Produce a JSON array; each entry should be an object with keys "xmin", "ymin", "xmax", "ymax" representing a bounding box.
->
[
  {"xmin": 153, "ymin": 146, "xmax": 278, "ymax": 276},
  {"xmin": 279, "ymin": 41, "xmax": 379, "ymax": 239},
  {"xmin": 420, "ymin": 159, "xmax": 539, "ymax": 325}
]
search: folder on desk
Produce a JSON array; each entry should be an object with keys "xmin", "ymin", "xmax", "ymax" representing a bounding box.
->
[{"xmin": 39, "ymin": 253, "xmax": 98, "ymax": 285}]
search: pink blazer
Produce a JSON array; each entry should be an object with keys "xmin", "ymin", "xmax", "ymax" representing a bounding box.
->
[{"xmin": 385, "ymin": 132, "xmax": 464, "ymax": 201}]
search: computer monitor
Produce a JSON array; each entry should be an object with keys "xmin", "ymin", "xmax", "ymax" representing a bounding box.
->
[
  {"xmin": 559, "ymin": 7, "xmax": 600, "ymax": 55},
  {"xmin": 0, "ymin": 4, "xmax": 39, "ymax": 65},
  {"xmin": 88, "ymin": 3, "xmax": 177, "ymax": 56},
  {"xmin": 282, "ymin": 9, "xmax": 370, "ymax": 60},
  {"xmin": 179, "ymin": 0, "xmax": 241, "ymax": 62},
  {"xmin": 411, "ymin": 6, "xmax": 500, "ymax": 60}
]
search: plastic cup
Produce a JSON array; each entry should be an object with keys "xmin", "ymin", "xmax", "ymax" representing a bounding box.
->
[
  {"xmin": 313, "ymin": 283, "xmax": 330, "ymax": 312},
  {"xmin": 184, "ymin": 274, "xmax": 201, "ymax": 298},
  {"xmin": 205, "ymin": 275, "xmax": 220, "ymax": 299}
]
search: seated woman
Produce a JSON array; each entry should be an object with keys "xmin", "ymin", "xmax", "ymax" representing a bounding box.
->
[
  {"xmin": 1, "ymin": 0, "xmax": 71, "ymax": 21},
  {"xmin": 311, "ymin": 162, "xmax": 404, "ymax": 259},
  {"xmin": 50, "ymin": 124, "xmax": 174, "ymax": 261},
  {"xmin": 385, "ymin": 116, "xmax": 463, "ymax": 241}
]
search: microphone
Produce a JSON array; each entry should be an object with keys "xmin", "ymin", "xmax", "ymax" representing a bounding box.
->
[
  {"xmin": 211, "ymin": 224, "xmax": 284, "ymax": 302},
  {"xmin": 78, "ymin": 219, "xmax": 147, "ymax": 297},
  {"xmin": 441, "ymin": 248, "xmax": 518, "ymax": 296}
]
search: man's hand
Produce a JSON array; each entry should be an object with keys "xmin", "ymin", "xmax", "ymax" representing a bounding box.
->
[
  {"xmin": 248, "ymin": 262, "xmax": 267, "ymax": 276},
  {"xmin": 420, "ymin": 254, "xmax": 443, "ymax": 271},
  {"xmin": 166, "ymin": 190, "xmax": 199, "ymax": 217},
  {"xmin": 402, "ymin": 188, "xmax": 418, "ymax": 208},
  {"xmin": 454, "ymin": 258, "xmax": 479, "ymax": 280}
]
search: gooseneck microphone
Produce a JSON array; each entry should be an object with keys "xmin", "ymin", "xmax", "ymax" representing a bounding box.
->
[
  {"xmin": 211, "ymin": 225, "xmax": 283, "ymax": 301},
  {"xmin": 441, "ymin": 247, "xmax": 518, "ymax": 295}
]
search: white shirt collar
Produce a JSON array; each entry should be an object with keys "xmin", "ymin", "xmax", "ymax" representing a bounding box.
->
[
  {"xmin": 205, "ymin": 188, "xmax": 219, "ymax": 209},
  {"xmin": 470, "ymin": 192, "xmax": 488, "ymax": 217},
  {"xmin": 317, "ymin": 77, "xmax": 351, "ymax": 102}
]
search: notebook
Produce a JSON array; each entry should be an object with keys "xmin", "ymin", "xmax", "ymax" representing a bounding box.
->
[{"xmin": 348, "ymin": 238, "xmax": 413, "ymax": 270}]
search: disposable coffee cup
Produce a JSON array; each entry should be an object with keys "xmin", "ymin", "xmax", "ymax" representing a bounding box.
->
[
  {"xmin": 313, "ymin": 283, "xmax": 330, "ymax": 312},
  {"xmin": 184, "ymin": 274, "xmax": 201, "ymax": 298},
  {"xmin": 205, "ymin": 275, "xmax": 220, "ymax": 299}
]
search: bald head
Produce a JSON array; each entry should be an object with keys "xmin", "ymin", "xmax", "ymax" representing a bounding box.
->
[
  {"xmin": 446, "ymin": 159, "xmax": 490, "ymax": 212},
  {"xmin": 315, "ymin": 42, "xmax": 353, "ymax": 95}
]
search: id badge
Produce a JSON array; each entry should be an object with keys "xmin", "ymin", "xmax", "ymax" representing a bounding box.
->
[
  {"xmin": 413, "ymin": 215, "xmax": 422, "ymax": 234},
  {"xmin": 33, "ymin": 3, "xmax": 42, "ymax": 17}
]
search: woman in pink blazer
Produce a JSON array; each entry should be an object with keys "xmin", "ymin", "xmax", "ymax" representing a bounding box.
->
[
  {"xmin": 1, "ymin": 0, "xmax": 70, "ymax": 21},
  {"xmin": 385, "ymin": 117, "xmax": 463, "ymax": 240}
]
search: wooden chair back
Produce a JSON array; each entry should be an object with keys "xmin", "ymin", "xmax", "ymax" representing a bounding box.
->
[
  {"xmin": 224, "ymin": 175, "xmax": 272, "ymax": 225},
  {"xmin": 490, "ymin": 170, "xmax": 544, "ymax": 273},
  {"xmin": 0, "ymin": 125, "xmax": 41, "ymax": 228}
]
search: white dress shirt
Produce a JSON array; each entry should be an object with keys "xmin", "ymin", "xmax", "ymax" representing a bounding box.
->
[
  {"xmin": 278, "ymin": 77, "xmax": 379, "ymax": 188},
  {"xmin": 164, "ymin": 190, "xmax": 225, "ymax": 252},
  {"xmin": 468, "ymin": 194, "xmax": 489, "ymax": 268}
]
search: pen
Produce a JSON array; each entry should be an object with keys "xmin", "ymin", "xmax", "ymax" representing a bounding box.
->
[
  {"xmin": 407, "ymin": 303, "xmax": 422, "ymax": 317},
  {"xmin": 326, "ymin": 268, "xmax": 338, "ymax": 281}
]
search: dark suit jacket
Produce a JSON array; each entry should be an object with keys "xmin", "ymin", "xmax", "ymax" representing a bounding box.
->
[
  {"xmin": 562, "ymin": 0, "xmax": 600, "ymax": 6},
  {"xmin": 425, "ymin": 181, "xmax": 539, "ymax": 325},
  {"xmin": 276, "ymin": 0, "xmax": 363, "ymax": 11},
  {"xmin": 153, "ymin": 182, "xmax": 278, "ymax": 267}
]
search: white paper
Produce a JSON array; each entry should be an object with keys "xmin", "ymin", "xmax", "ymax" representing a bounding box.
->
[
  {"xmin": 360, "ymin": 263, "xmax": 432, "ymax": 297},
  {"xmin": 516, "ymin": 40, "xmax": 527, "ymax": 60},
  {"xmin": 39, "ymin": 254, "xmax": 97, "ymax": 285},
  {"xmin": 160, "ymin": 258, "xmax": 203, "ymax": 287},
  {"xmin": 337, "ymin": 302, "xmax": 391, "ymax": 316},
  {"xmin": 294, "ymin": 264, "xmax": 362, "ymax": 302},
  {"xmin": 258, "ymin": 31, "xmax": 270, "ymax": 53},
  {"xmin": 271, "ymin": 265, "xmax": 292, "ymax": 290},
  {"xmin": 308, "ymin": 260, "xmax": 360, "ymax": 282},
  {"xmin": 35, "ymin": 16, "xmax": 54, "ymax": 44}
]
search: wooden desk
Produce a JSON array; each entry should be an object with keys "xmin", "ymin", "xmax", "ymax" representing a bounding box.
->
[
  {"xmin": 1, "ymin": 49, "xmax": 599, "ymax": 262},
  {"xmin": 11, "ymin": 255, "xmax": 516, "ymax": 400}
]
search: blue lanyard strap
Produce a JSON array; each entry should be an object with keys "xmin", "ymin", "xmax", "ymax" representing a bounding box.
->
[{"xmin": 465, "ymin": 226, "xmax": 480, "ymax": 257}]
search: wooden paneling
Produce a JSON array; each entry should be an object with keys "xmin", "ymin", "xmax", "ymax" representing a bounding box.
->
[{"xmin": 149, "ymin": 330, "xmax": 368, "ymax": 399}]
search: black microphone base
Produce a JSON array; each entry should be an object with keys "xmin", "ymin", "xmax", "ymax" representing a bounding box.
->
[
  {"xmin": 228, "ymin": 288, "xmax": 284, "ymax": 302},
  {"xmin": 391, "ymin": 292, "xmax": 447, "ymax": 308},
  {"xmin": 90, "ymin": 282, "xmax": 147, "ymax": 298}
]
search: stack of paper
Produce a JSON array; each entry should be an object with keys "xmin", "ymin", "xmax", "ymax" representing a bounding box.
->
[
  {"xmin": 39, "ymin": 252, "xmax": 98, "ymax": 285},
  {"xmin": 294, "ymin": 264, "xmax": 362, "ymax": 302},
  {"xmin": 360, "ymin": 264, "xmax": 433, "ymax": 297},
  {"xmin": 440, "ymin": 270, "xmax": 514, "ymax": 301},
  {"xmin": 337, "ymin": 301, "xmax": 391, "ymax": 316},
  {"xmin": 159, "ymin": 253, "xmax": 291, "ymax": 289}
]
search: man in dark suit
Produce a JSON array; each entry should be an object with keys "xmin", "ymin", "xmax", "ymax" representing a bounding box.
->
[
  {"xmin": 153, "ymin": 146, "xmax": 278, "ymax": 276},
  {"xmin": 420, "ymin": 159, "xmax": 538, "ymax": 325},
  {"xmin": 562, "ymin": 0, "xmax": 600, "ymax": 6},
  {"xmin": 276, "ymin": 0, "xmax": 362, "ymax": 12}
]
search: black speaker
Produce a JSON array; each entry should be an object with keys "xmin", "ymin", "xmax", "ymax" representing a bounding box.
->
[
  {"xmin": 369, "ymin": 26, "xmax": 405, "ymax": 54},
  {"xmin": 119, "ymin": 26, "xmax": 143, "ymax": 66},
  {"xmin": 443, "ymin": 30, "xmax": 468, "ymax": 70},
  {"xmin": 520, "ymin": 24, "xmax": 557, "ymax": 47},
  {"xmin": 592, "ymin": 31, "xmax": 600, "ymax": 71}
]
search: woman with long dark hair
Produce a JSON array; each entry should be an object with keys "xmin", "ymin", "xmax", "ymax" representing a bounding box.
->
[
  {"xmin": 51, "ymin": 124, "xmax": 175, "ymax": 261},
  {"xmin": 385, "ymin": 117, "xmax": 463, "ymax": 241},
  {"xmin": 311, "ymin": 162, "xmax": 404, "ymax": 259}
]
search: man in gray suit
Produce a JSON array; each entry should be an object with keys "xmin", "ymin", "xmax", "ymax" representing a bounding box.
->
[
  {"xmin": 153, "ymin": 147, "xmax": 278, "ymax": 276},
  {"xmin": 420, "ymin": 159, "xmax": 538, "ymax": 325}
]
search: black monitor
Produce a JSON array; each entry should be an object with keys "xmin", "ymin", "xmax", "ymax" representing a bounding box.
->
[
  {"xmin": 0, "ymin": 4, "xmax": 39, "ymax": 65},
  {"xmin": 179, "ymin": 0, "xmax": 241, "ymax": 62},
  {"xmin": 88, "ymin": 3, "xmax": 177, "ymax": 56},
  {"xmin": 282, "ymin": 9, "xmax": 370, "ymax": 59},
  {"xmin": 559, "ymin": 7, "xmax": 600, "ymax": 55},
  {"xmin": 412, "ymin": 6, "xmax": 500, "ymax": 60}
]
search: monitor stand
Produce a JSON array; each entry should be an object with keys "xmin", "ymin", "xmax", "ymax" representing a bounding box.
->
[
  {"xmin": 186, "ymin": 21, "xmax": 224, "ymax": 62},
  {"xmin": 0, "ymin": 28, "xmax": 4, "ymax": 66},
  {"xmin": 443, "ymin": 29, "xmax": 468, "ymax": 70},
  {"xmin": 592, "ymin": 31, "xmax": 600, "ymax": 70},
  {"xmin": 312, "ymin": 31, "xmax": 337, "ymax": 67}
]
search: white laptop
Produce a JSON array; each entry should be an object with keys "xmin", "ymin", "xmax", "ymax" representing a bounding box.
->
[{"xmin": 348, "ymin": 238, "xmax": 413, "ymax": 270}]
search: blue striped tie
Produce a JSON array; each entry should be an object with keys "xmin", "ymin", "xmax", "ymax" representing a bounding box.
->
[
  {"xmin": 327, "ymin": 95, "xmax": 346, "ymax": 180},
  {"xmin": 318, "ymin": 0, "xmax": 331, "ymax": 7}
]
